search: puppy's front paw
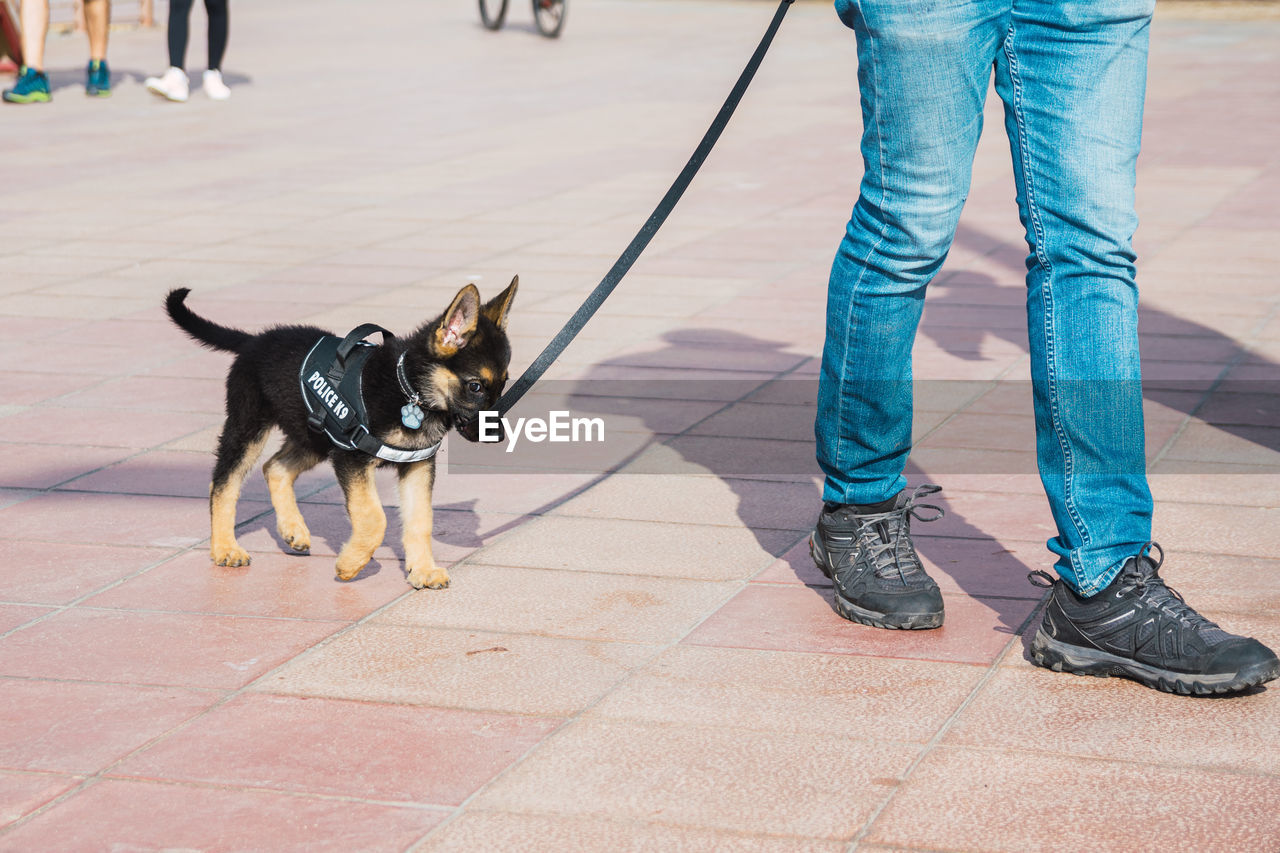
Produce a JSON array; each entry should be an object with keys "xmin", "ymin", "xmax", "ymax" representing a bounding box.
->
[
  {"xmin": 407, "ymin": 564, "xmax": 450, "ymax": 590},
  {"xmin": 277, "ymin": 519, "xmax": 311, "ymax": 555},
  {"xmin": 334, "ymin": 551, "xmax": 370, "ymax": 581},
  {"xmin": 211, "ymin": 545, "xmax": 251, "ymax": 567}
]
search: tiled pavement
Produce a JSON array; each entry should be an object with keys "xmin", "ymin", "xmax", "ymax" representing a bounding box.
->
[{"xmin": 2, "ymin": 0, "xmax": 1279, "ymax": 849}]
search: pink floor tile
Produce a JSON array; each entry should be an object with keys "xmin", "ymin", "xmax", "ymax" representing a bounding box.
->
[
  {"xmin": 657, "ymin": 435, "xmax": 820, "ymax": 481},
  {"xmin": 913, "ymin": 488, "xmax": 1059, "ymax": 544},
  {"xmin": 375, "ymin": 563, "xmax": 737, "ymax": 644},
  {"xmin": 1154, "ymin": 502, "xmax": 1280, "ymax": 558},
  {"xmin": 0, "ymin": 491, "xmax": 268, "ymax": 550},
  {"xmin": 230, "ymin": 500, "xmax": 407, "ymax": 563},
  {"xmin": 418, "ymin": 811, "xmax": 846, "ymax": 852},
  {"xmin": 685, "ymin": 584, "xmax": 1036, "ymax": 665},
  {"xmin": 0, "ymin": 444, "xmax": 136, "ymax": 490},
  {"xmin": 144, "ymin": 348, "xmax": 239, "ymax": 381},
  {"xmin": 258, "ymin": 623, "xmax": 659, "ymax": 715},
  {"xmin": 57, "ymin": 376, "xmax": 226, "ymax": 414},
  {"xmin": 909, "ymin": 446, "xmax": 1041, "ymax": 477},
  {"xmin": 471, "ymin": 514, "xmax": 797, "ymax": 582},
  {"xmin": 0, "ymin": 408, "xmax": 215, "ymax": 450},
  {"xmin": 0, "ymin": 373, "xmax": 102, "ymax": 407},
  {"xmin": 0, "ymin": 608, "xmax": 343, "ymax": 689},
  {"xmin": 863, "ymin": 746, "xmax": 1280, "ymax": 851},
  {"xmin": 64, "ymin": 449, "xmax": 332, "ymax": 503},
  {"xmin": 0, "ymin": 489, "xmax": 37, "ymax": 511},
  {"xmin": 0, "ymin": 770, "xmax": 81, "ymax": 830},
  {"xmin": 754, "ymin": 535, "xmax": 1047, "ymax": 599},
  {"xmin": 548, "ymin": 473, "xmax": 819, "ymax": 531},
  {"xmin": 0, "ymin": 679, "xmax": 217, "ymax": 774},
  {"xmin": 114, "ymin": 693, "xmax": 557, "ymax": 805},
  {"xmin": 429, "ymin": 468, "xmax": 605, "ymax": 517},
  {"xmin": 0, "ymin": 605, "xmax": 53, "ymax": 635},
  {"xmin": 914, "ymin": 412, "xmax": 1038, "ymax": 455},
  {"xmin": 0, "ymin": 778, "xmax": 447, "ymax": 852},
  {"xmin": 0, "ymin": 541, "xmax": 171, "ymax": 606},
  {"xmin": 84, "ymin": 549, "xmax": 413, "ymax": 621},
  {"xmin": 472, "ymin": 718, "xmax": 919, "ymax": 839},
  {"xmin": 944, "ymin": 665, "xmax": 1280, "ymax": 775},
  {"xmin": 1151, "ymin": 550, "xmax": 1280, "ymax": 616},
  {"xmin": 588, "ymin": 645, "xmax": 984, "ymax": 743},
  {"xmin": 0, "ymin": 318, "xmax": 83, "ymax": 345}
]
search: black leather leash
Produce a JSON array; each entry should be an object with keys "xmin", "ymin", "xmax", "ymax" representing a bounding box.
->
[{"xmin": 493, "ymin": 0, "xmax": 795, "ymax": 416}]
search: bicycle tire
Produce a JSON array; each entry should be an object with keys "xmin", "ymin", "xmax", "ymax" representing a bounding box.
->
[
  {"xmin": 533, "ymin": 0, "xmax": 565, "ymax": 38},
  {"xmin": 479, "ymin": 0, "xmax": 508, "ymax": 30}
]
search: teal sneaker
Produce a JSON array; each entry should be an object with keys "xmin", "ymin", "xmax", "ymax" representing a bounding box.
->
[
  {"xmin": 3, "ymin": 66, "xmax": 51, "ymax": 103},
  {"xmin": 86, "ymin": 59, "xmax": 111, "ymax": 97}
]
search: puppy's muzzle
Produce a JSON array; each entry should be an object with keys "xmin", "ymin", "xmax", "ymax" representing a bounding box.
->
[{"xmin": 455, "ymin": 411, "xmax": 505, "ymax": 444}]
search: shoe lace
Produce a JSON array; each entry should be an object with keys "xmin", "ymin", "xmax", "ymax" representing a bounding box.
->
[
  {"xmin": 1115, "ymin": 541, "xmax": 1222, "ymax": 633},
  {"xmin": 855, "ymin": 483, "xmax": 944, "ymax": 583},
  {"xmin": 1030, "ymin": 541, "xmax": 1225, "ymax": 636}
]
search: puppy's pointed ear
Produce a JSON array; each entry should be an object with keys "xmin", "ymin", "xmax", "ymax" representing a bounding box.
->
[
  {"xmin": 432, "ymin": 284, "xmax": 481, "ymax": 357},
  {"xmin": 482, "ymin": 275, "xmax": 519, "ymax": 330}
]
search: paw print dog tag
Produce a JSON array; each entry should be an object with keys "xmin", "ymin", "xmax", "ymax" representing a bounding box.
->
[{"xmin": 401, "ymin": 403, "xmax": 424, "ymax": 430}]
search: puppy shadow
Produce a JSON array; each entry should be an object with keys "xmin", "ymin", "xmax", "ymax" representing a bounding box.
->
[
  {"xmin": 250, "ymin": 492, "xmax": 484, "ymax": 582},
  {"xmin": 432, "ymin": 498, "xmax": 485, "ymax": 548}
]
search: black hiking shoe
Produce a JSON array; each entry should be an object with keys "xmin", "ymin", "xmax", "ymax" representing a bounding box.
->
[
  {"xmin": 809, "ymin": 484, "xmax": 945, "ymax": 630},
  {"xmin": 1028, "ymin": 542, "xmax": 1280, "ymax": 695}
]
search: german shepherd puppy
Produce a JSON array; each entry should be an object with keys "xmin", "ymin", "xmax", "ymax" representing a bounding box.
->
[{"xmin": 164, "ymin": 278, "xmax": 517, "ymax": 589}]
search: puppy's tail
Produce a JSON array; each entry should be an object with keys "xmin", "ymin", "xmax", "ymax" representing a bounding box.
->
[{"xmin": 165, "ymin": 288, "xmax": 252, "ymax": 353}]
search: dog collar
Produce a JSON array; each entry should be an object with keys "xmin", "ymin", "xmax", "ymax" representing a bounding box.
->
[{"xmin": 395, "ymin": 353, "xmax": 426, "ymax": 430}]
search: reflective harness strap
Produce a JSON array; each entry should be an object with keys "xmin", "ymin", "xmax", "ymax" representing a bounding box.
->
[{"xmin": 300, "ymin": 326, "xmax": 443, "ymax": 463}]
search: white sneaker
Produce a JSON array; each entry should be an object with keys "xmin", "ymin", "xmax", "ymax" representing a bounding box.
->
[
  {"xmin": 145, "ymin": 66, "xmax": 189, "ymax": 102},
  {"xmin": 203, "ymin": 69, "xmax": 230, "ymax": 100}
]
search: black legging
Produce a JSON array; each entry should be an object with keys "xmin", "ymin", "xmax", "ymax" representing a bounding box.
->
[{"xmin": 168, "ymin": 0, "xmax": 229, "ymax": 72}]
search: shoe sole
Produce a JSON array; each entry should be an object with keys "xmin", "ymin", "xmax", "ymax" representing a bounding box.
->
[
  {"xmin": 1029, "ymin": 628, "xmax": 1280, "ymax": 695},
  {"xmin": 145, "ymin": 83, "xmax": 188, "ymax": 102},
  {"xmin": 3, "ymin": 92, "xmax": 50, "ymax": 103},
  {"xmin": 809, "ymin": 532, "xmax": 943, "ymax": 631}
]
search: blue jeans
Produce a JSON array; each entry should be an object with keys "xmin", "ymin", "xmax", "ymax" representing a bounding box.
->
[{"xmin": 817, "ymin": 0, "xmax": 1156, "ymax": 595}]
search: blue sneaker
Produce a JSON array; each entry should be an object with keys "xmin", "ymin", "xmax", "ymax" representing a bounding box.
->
[
  {"xmin": 3, "ymin": 66, "xmax": 51, "ymax": 103},
  {"xmin": 86, "ymin": 59, "xmax": 111, "ymax": 97}
]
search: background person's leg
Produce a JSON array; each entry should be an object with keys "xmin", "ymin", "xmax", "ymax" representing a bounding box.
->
[
  {"xmin": 818, "ymin": 0, "xmax": 1006, "ymax": 506},
  {"xmin": 18, "ymin": 0, "xmax": 48, "ymax": 70},
  {"xmin": 204, "ymin": 0, "xmax": 226, "ymax": 70},
  {"xmin": 993, "ymin": 0, "xmax": 1156, "ymax": 595},
  {"xmin": 84, "ymin": 0, "xmax": 107, "ymax": 61},
  {"xmin": 168, "ymin": 0, "xmax": 193, "ymax": 69}
]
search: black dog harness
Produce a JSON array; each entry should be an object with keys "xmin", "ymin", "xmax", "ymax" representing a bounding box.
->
[{"xmin": 299, "ymin": 324, "xmax": 442, "ymax": 463}]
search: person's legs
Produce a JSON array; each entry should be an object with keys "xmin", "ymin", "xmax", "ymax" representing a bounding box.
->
[
  {"xmin": 993, "ymin": 0, "xmax": 1154, "ymax": 596},
  {"xmin": 812, "ymin": 0, "xmax": 1006, "ymax": 629},
  {"xmin": 147, "ymin": 0, "xmax": 192, "ymax": 100},
  {"xmin": 3, "ymin": 0, "xmax": 49, "ymax": 102},
  {"xmin": 83, "ymin": 0, "xmax": 110, "ymax": 95},
  {"xmin": 817, "ymin": 0, "xmax": 1004, "ymax": 507},
  {"xmin": 998, "ymin": 0, "xmax": 1278, "ymax": 692},
  {"xmin": 83, "ymin": 0, "xmax": 107, "ymax": 61},
  {"xmin": 18, "ymin": 0, "xmax": 48, "ymax": 70},
  {"xmin": 168, "ymin": 0, "xmax": 194, "ymax": 69},
  {"xmin": 204, "ymin": 0, "xmax": 227, "ymax": 70}
]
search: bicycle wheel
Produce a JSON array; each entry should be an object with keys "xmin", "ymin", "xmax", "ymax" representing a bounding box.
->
[
  {"xmin": 533, "ymin": 0, "xmax": 565, "ymax": 38},
  {"xmin": 479, "ymin": 0, "xmax": 508, "ymax": 30}
]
